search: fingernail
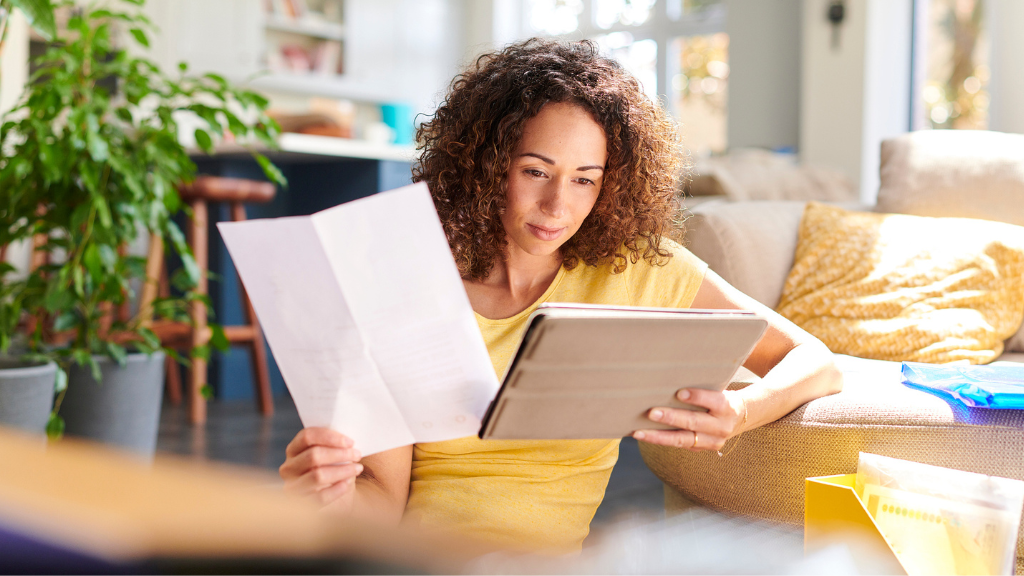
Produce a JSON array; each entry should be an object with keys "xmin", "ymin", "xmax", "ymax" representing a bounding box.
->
[
  {"xmin": 355, "ymin": 464, "xmax": 364, "ymax": 474},
  {"xmin": 677, "ymin": 389, "xmax": 691, "ymax": 401},
  {"xmin": 634, "ymin": 431, "xmax": 646, "ymax": 440},
  {"xmin": 650, "ymin": 409, "xmax": 663, "ymax": 420}
]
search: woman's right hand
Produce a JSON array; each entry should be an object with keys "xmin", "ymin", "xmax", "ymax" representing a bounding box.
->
[{"xmin": 279, "ymin": 427, "xmax": 364, "ymax": 513}]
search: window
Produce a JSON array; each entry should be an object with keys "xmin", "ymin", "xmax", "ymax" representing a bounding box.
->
[
  {"xmin": 914, "ymin": 0, "xmax": 990, "ymax": 130},
  {"xmin": 670, "ymin": 32, "xmax": 728, "ymax": 156},
  {"xmin": 522, "ymin": 0, "xmax": 728, "ymax": 156}
]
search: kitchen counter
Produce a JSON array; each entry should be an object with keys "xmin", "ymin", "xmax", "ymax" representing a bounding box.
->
[{"xmin": 203, "ymin": 133, "xmax": 419, "ymax": 163}]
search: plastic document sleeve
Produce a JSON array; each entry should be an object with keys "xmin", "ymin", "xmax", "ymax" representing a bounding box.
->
[{"xmin": 478, "ymin": 304, "xmax": 767, "ymax": 440}]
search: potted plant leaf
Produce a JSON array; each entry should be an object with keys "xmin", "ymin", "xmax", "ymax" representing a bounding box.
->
[
  {"xmin": 0, "ymin": 0, "xmax": 59, "ymax": 435},
  {"xmin": 0, "ymin": 0, "xmax": 284, "ymax": 455}
]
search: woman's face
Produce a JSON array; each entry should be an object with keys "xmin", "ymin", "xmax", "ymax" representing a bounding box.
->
[{"xmin": 501, "ymin": 102, "xmax": 608, "ymax": 261}]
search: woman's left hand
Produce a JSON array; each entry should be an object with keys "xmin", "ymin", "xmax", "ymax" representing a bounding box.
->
[{"xmin": 633, "ymin": 388, "xmax": 746, "ymax": 452}]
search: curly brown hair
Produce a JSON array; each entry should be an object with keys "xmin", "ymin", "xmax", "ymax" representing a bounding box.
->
[{"xmin": 413, "ymin": 38, "xmax": 686, "ymax": 281}]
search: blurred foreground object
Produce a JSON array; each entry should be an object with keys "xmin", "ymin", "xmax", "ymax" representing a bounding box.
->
[
  {"xmin": 0, "ymin": 426, "xmax": 488, "ymax": 574},
  {"xmin": 855, "ymin": 453, "xmax": 1023, "ymax": 575}
]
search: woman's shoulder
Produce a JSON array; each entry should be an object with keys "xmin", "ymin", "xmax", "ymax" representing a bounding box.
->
[
  {"xmin": 619, "ymin": 236, "xmax": 708, "ymax": 308},
  {"xmin": 621, "ymin": 236, "xmax": 704, "ymax": 272}
]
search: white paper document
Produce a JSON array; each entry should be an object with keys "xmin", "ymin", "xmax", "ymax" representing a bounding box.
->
[{"xmin": 218, "ymin": 183, "xmax": 499, "ymax": 455}]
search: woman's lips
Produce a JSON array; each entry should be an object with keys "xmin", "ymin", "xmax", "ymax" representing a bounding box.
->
[{"xmin": 527, "ymin": 223, "xmax": 565, "ymax": 241}]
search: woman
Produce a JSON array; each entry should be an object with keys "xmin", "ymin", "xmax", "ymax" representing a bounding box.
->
[{"xmin": 279, "ymin": 39, "xmax": 842, "ymax": 553}]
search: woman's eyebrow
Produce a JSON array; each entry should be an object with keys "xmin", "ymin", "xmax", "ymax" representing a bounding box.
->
[
  {"xmin": 519, "ymin": 152, "xmax": 555, "ymax": 164},
  {"xmin": 519, "ymin": 152, "xmax": 604, "ymax": 172}
]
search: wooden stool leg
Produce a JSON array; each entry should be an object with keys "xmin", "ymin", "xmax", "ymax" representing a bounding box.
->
[
  {"xmin": 231, "ymin": 202, "xmax": 274, "ymax": 416},
  {"xmin": 155, "ymin": 254, "xmax": 184, "ymax": 405},
  {"xmin": 247, "ymin": 304, "xmax": 274, "ymax": 416},
  {"xmin": 165, "ymin": 353, "xmax": 183, "ymax": 405},
  {"xmin": 189, "ymin": 199, "xmax": 209, "ymax": 425}
]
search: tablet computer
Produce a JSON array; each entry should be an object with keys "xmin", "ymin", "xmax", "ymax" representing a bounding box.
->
[{"xmin": 478, "ymin": 303, "xmax": 768, "ymax": 440}]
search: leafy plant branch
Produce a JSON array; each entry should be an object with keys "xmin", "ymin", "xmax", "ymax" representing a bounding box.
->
[{"xmin": 0, "ymin": 0, "xmax": 285, "ymax": 430}]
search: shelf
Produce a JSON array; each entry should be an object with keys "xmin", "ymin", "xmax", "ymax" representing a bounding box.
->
[
  {"xmin": 195, "ymin": 133, "xmax": 418, "ymax": 163},
  {"xmin": 264, "ymin": 16, "xmax": 345, "ymax": 41},
  {"xmin": 247, "ymin": 73, "xmax": 397, "ymax": 103},
  {"xmin": 278, "ymin": 133, "xmax": 417, "ymax": 162}
]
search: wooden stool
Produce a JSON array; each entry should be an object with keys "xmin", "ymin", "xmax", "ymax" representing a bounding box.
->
[{"xmin": 143, "ymin": 176, "xmax": 277, "ymax": 425}]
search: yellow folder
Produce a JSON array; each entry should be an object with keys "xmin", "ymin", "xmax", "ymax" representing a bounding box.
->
[{"xmin": 805, "ymin": 474, "xmax": 907, "ymax": 575}]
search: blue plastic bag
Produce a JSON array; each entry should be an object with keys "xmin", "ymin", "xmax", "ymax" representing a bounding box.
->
[{"xmin": 901, "ymin": 362, "xmax": 1024, "ymax": 409}]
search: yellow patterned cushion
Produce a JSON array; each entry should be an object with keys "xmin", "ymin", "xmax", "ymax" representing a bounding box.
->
[{"xmin": 777, "ymin": 203, "xmax": 1024, "ymax": 364}]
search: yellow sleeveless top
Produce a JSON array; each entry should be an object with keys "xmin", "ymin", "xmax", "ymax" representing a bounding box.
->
[{"xmin": 405, "ymin": 240, "xmax": 707, "ymax": 553}]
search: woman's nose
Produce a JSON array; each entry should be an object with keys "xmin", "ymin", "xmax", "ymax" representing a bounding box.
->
[{"xmin": 540, "ymin": 178, "xmax": 569, "ymax": 217}]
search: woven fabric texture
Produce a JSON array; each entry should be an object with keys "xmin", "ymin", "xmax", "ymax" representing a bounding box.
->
[
  {"xmin": 639, "ymin": 354, "xmax": 1024, "ymax": 563},
  {"xmin": 777, "ymin": 203, "xmax": 1024, "ymax": 364},
  {"xmin": 876, "ymin": 130, "xmax": 1024, "ymax": 352}
]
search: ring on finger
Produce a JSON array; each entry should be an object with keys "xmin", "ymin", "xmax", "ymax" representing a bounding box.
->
[{"xmin": 691, "ymin": 431, "xmax": 698, "ymax": 449}]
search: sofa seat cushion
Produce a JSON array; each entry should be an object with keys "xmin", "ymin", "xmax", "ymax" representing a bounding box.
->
[{"xmin": 639, "ymin": 354, "xmax": 1024, "ymax": 556}]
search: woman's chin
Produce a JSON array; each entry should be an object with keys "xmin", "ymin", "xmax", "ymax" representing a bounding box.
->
[{"xmin": 508, "ymin": 239, "xmax": 564, "ymax": 260}]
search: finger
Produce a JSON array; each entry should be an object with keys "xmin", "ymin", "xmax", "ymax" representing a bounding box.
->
[
  {"xmin": 646, "ymin": 407, "xmax": 729, "ymax": 437},
  {"xmin": 286, "ymin": 427, "xmax": 354, "ymax": 458},
  {"xmin": 674, "ymin": 388, "xmax": 730, "ymax": 414},
  {"xmin": 290, "ymin": 462, "xmax": 364, "ymax": 494},
  {"xmin": 316, "ymin": 477, "xmax": 357, "ymax": 507},
  {"xmin": 633, "ymin": 429, "xmax": 726, "ymax": 451},
  {"xmin": 279, "ymin": 446, "xmax": 362, "ymax": 480}
]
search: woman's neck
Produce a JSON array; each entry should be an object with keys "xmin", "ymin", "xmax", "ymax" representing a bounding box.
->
[
  {"xmin": 490, "ymin": 247, "xmax": 562, "ymax": 297},
  {"xmin": 463, "ymin": 247, "xmax": 563, "ymax": 320}
]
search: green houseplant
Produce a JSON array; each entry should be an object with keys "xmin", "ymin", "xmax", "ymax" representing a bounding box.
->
[
  {"xmin": 0, "ymin": 0, "xmax": 59, "ymax": 438},
  {"xmin": 0, "ymin": 0, "xmax": 57, "ymax": 46},
  {"xmin": 0, "ymin": 0, "xmax": 284, "ymax": 451}
]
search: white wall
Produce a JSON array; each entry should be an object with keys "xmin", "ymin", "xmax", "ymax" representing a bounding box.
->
[
  {"xmin": 141, "ymin": 0, "xmax": 465, "ymax": 119},
  {"xmin": 724, "ymin": 0, "xmax": 802, "ymax": 151},
  {"xmin": 860, "ymin": 0, "xmax": 912, "ymax": 201},
  {"xmin": 987, "ymin": 0, "xmax": 1024, "ymax": 134},
  {"xmin": 345, "ymin": 0, "xmax": 465, "ymax": 115},
  {"xmin": 0, "ymin": 8, "xmax": 29, "ymax": 115},
  {"xmin": 801, "ymin": 0, "xmax": 911, "ymax": 203},
  {"xmin": 801, "ymin": 0, "xmax": 868, "ymax": 193}
]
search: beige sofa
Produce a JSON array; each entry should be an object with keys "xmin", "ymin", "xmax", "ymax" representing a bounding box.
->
[{"xmin": 639, "ymin": 130, "xmax": 1024, "ymax": 563}]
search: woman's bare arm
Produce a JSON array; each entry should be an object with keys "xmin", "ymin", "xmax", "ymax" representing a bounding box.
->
[
  {"xmin": 351, "ymin": 445, "xmax": 413, "ymax": 523},
  {"xmin": 635, "ymin": 270, "xmax": 843, "ymax": 450},
  {"xmin": 280, "ymin": 428, "xmax": 412, "ymax": 524}
]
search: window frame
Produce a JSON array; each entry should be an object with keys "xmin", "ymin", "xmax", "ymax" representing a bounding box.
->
[{"xmin": 519, "ymin": 0, "xmax": 726, "ymax": 117}]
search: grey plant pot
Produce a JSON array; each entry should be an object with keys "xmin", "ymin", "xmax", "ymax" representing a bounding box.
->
[
  {"xmin": 0, "ymin": 358, "xmax": 57, "ymax": 435},
  {"xmin": 61, "ymin": 351, "xmax": 165, "ymax": 458}
]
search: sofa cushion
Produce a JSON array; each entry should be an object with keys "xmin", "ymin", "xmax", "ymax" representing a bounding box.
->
[
  {"xmin": 688, "ymin": 149, "xmax": 857, "ymax": 202},
  {"xmin": 878, "ymin": 131, "xmax": 1024, "ymax": 354},
  {"xmin": 777, "ymin": 203, "xmax": 1024, "ymax": 364},
  {"xmin": 877, "ymin": 130, "xmax": 1024, "ymax": 228},
  {"xmin": 639, "ymin": 354, "xmax": 1024, "ymax": 562},
  {"xmin": 683, "ymin": 200, "xmax": 809, "ymax": 309}
]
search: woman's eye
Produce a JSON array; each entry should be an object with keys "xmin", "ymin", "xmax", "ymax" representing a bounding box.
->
[
  {"xmin": 575, "ymin": 178, "xmax": 595, "ymax": 186},
  {"xmin": 525, "ymin": 169, "xmax": 546, "ymax": 178}
]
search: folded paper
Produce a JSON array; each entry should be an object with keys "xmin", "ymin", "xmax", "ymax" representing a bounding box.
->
[{"xmin": 218, "ymin": 183, "xmax": 499, "ymax": 455}]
